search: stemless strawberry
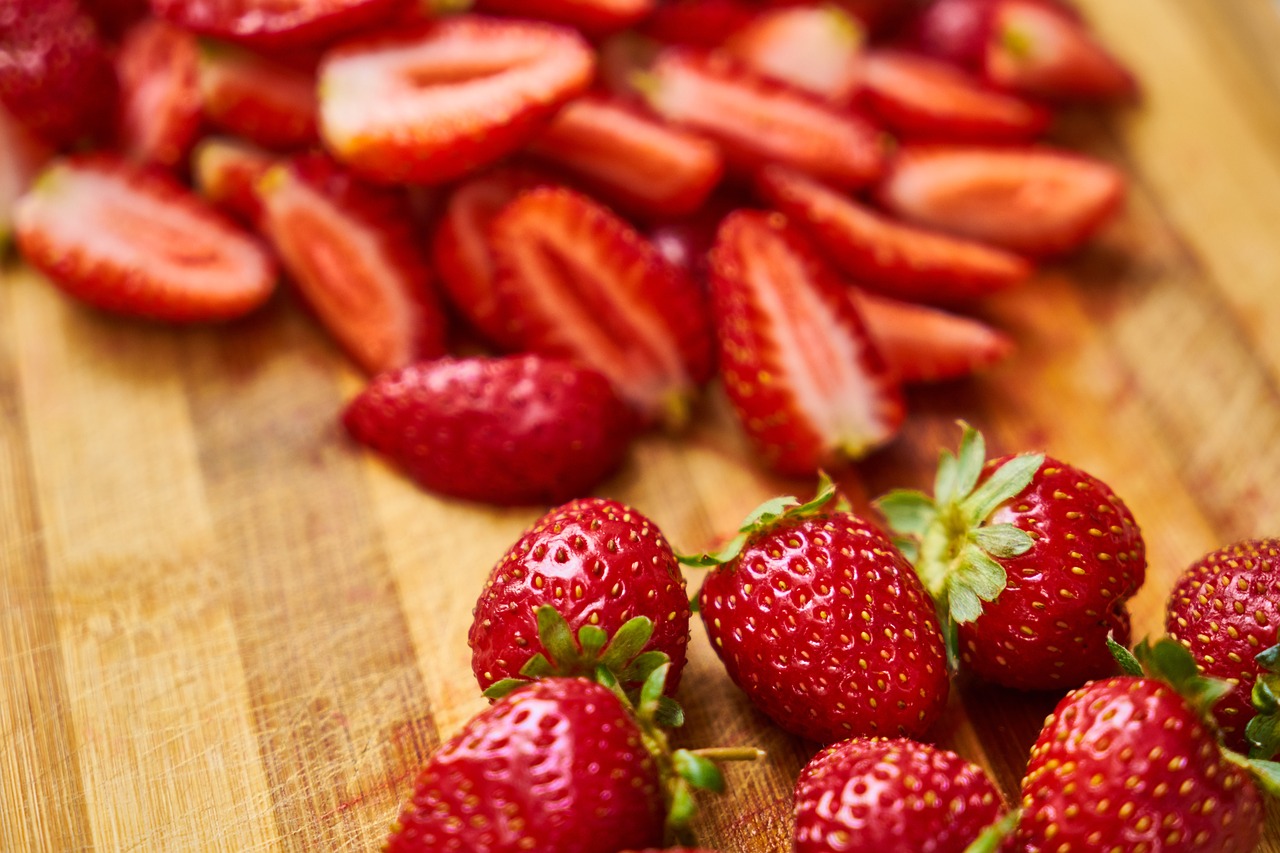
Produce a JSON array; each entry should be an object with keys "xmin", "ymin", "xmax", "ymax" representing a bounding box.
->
[
  {"xmin": 198, "ymin": 42, "xmax": 318, "ymax": 150},
  {"xmin": 258, "ymin": 153, "xmax": 446, "ymax": 374},
  {"xmin": 318, "ymin": 16, "xmax": 595, "ymax": 185},
  {"xmin": 15, "ymin": 155, "xmax": 275, "ymax": 322},
  {"xmin": 724, "ymin": 4, "xmax": 865, "ymax": 104},
  {"xmin": 150, "ymin": 0, "xmax": 407, "ymax": 50},
  {"xmin": 474, "ymin": 0, "xmax": 655, "ymax": 35},
  {"xmin": 116, "ymin": 19, "xmax": 202, "ymax": 169},
  {"xmin": 192, "ymin": 137, "xmax": 276, "ymax": 228}
]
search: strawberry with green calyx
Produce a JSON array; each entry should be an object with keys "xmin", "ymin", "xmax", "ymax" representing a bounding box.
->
[
  {"xmin": 877, "ymin": 422, "xmax": 1145, "ymax": 690},
  {"xmin": 1247, "ymin": 636, "xmax": 1279, "ymax": 761}
]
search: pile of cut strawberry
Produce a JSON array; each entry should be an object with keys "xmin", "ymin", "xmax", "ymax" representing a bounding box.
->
[{"xmin": 3, "ymin": 0, "xmax": 1141, "ymax": 505}]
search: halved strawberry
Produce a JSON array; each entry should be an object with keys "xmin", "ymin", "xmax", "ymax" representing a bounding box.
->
[
  {"xmin": 851, "ymin": 290, "xmax": 1015, "ymax": 383},
  {"xmin": 150, "ymin": 0, "xmax": 408, "ymax": 50},
  {"xmin": 192, "ymin": 136, "xmax": 276, "ymax": 228},
  {"xmin": 876, "ymin": 145, "xmax": 1125, "ymax": 256},
  {"xmin": 318, "ymin": 16, "xmax": 595, "ymax": 185},
  {"xmin": 525, "ymin": 95, "xmax": 723, "ymax": 219},
  {"xmin": 757, "ymin": 165, "xmax": 1031, "ymax": 302},
  {"xmin": 724, "ymin": 4, "xmax": 865, "ymax": 105},
  {"xmin": 0, "ymin": 105, "xmax": 51, "ymax": 245},
  {"xmin": 859, "ymin": 49, "xmax": 1051, "ymax": 142},
  {"xmin": 638, "ymin": 0, "xmax": 756, "ymax": 48},
  {"xmin": 709, "ymin": 210, "xmax": 904, "ymax": 474},
  {"xmin": 258, "ymin": 153, "xmax": 447, "ymax": 374},
  {"xmin": 15, "ymin": 154, "xmax": 276, "ymax": 322},
  {"xmin": 474, "ymin": 0, "xmax": 655, "ymax": 35},
  {"xmin": 198, "ymin": 41, "xmax": 318, "ymax": 150},
  {"xmin": 117, "ymin": 19, "xmax": 203, "ymax": 170},
  {"xmin": 638, "ymin": 49, "xmax": 886, "ymax": 189},
  {"xmin": 489, "ymin": 186, "xmax": 712, "ymax": 425}
]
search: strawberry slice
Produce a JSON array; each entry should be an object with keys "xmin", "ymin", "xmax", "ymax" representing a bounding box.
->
[
  {"xmin": 725, "ymin": 4, "xmax": 865, "ymax": 104},
  {"xmin": 638, "ymin": 0, "xmax": 756, "ymax": 48},
  {"xmin": 709, "ymin": 210, "xmax": 903, "ymax": 474},
  {"xmin": 474, "ymin": 0, "xmax": 655, "ymax": 35},
  {"xmin": 318, "ymin": 16, "xmax": 595, "ymax": 185},
  {"xmin": 757, "ymin": 165, "xmax": 1031, "ymax": 302},
  {"xmin": 638, "ymin": 49, "xmax": 886, "ymax": 189},
  {"xmin": 525, "ymin": 95, "xmax": 724, "ymax": 219},
  {"xmin": 876, "ymin": 145, "xmax": 1125, "ymax": 256},
  {"xmin": 150, "ymin": 0, "xmax": 408, "ymax": 50},
  {"xmin": 14, "ymin": 154, "xmax": 276, "ymax": 322},
  {"xmin": 489, "ymin": 186, "xmax": 712, "ymax": 424},
  {"xmin": 198, "ymin": 42, "xmax": 319, "ymax": 150},
  {"xmin": 859, "ymin": 49, "xmax": 1051, "ymax": 142},
  {"xmin": 117, "ymin": 19, "xmax": 203, "ymax": 169},
  {"xmin": 192, "ymin": 137, "xmax": 276, "ymax": 228},
  {"xmin": 258, "ymin": 153, "xmax": 447, "ymax": 374},
  {"xmin": 851, "ymin": 290, "xmax": 1014, "ymax": 383},
  {"xmin": 0, "ymin": 106, "xmax": 51, "ymax": 245}
]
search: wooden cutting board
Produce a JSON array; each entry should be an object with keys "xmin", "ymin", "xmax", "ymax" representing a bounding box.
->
[{"xmin": 4, "ymin": 0, "xmax": 1280, "ymax": 849}]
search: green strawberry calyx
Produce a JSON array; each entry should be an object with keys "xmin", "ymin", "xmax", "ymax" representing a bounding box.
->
[
  {"xmin": 962, "ymin": 809, "xmax": 1021, "ymax": 853},
  {"xmin": 1246, "ymin": 634, "xmax": 1280, "ymax": 761}
]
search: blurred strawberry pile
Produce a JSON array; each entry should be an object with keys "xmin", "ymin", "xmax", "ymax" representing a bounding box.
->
[{"xmin": 1, "ymin": 0, "xmax": 1138, "ymax": 505}]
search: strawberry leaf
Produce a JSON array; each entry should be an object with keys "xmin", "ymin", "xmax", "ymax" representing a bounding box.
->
[
  {"xmin": 600, "ymin": 616, "xmax": 656, "ymax": 670},
  {"xmin": 620, "ymin": 650, "xmax": 669, "ymax": 685},
  {"xmin": 1135, "ymin": 637, "xmax": 1235, "ymax": 718},
  {"xmin": 1108, "ymin": 634, "xmax": 1143, "ymax": 677},
  {"xmin": 934, "ymin": 448, "xmax": 960, "ymax": 506},
  {"xmin": 948, "ymin": 545, "xmax": 1007, "ymax": 624},
  {"xmin": 578, "ymin": 624, "xmax": 609, "ymax": 658},
  {"xmin": 1249, "ymin": 636, "xmax": 1280, "ymax": 760},
  {"xmin": 875, "ymin": 489, "xmax": 937, "ymax": 537},
  {"xmin": 667, "ymin": 781, "xmax": 697, "ymax": 828},
  {"xmin": 518, "ymin": 653, "xmax": 555, "ymax": 679},
  {"xmin": 1247, "ymin": 758, "xmax": 1280, "ymax": 799},
  {"xmin": 960, "ymin": 453, "xmax": 1044, "ymax": 523},
  {"xmin": 962, "ymin": 809, "xmax": 1020, "ymax": 853},
  {"xmin": 679, "ymin": 474, "xmax": 840, "ymax": 567},
  {"xmin": 952, "ymin": 422, "xmax": 986, "ymax": 501},
  {"xmin": 536, "ymin": 605, "xmax": 580, "ymax": 669},
  {"xmin": 481, "ymin": 678, "xmax": 527, "ymax": 700},
  {"xmin": 640, "ymin": 661, "xmax": 669, "ymax": 717},
  {"xmin": 973, "ymin": 523, "xmax": 1034, "ymax": 559},
  {"xmin": 655, "ymin": 696, "xmax": 685, "ymax": 729},
  {"xmin": 673, "ymin": 749, "xmax": 725, "ymax": 793}
]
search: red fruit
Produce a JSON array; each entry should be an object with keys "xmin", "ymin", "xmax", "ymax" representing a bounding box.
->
[
  {"xmin": 906, "ymin": 0, "xmax": 998, "ymax": 69},
  {"xmin": 317, "ymin": 16, "xmax": 594, "ymax": 185},
  {"xmin": 192, "ymin": 136, "xmax": 276, "ymax": 228},
  {"xmin": 878, "ymin": 424, "xmax": 1146, "ymax": 690},
  {"xmin": 489, "ymin": 186, "xmax": 712, "ymax": 424},
  {"xmin": 469, "ymin": 497, "xmax": 688, "ymax": 695},
  {"xmin": 14, "ymin": 155, "xmax": 275, "ymax": 322},
  {"xmin": 724, "ymin": 4, "xmax": 865, "ymax": 104},
  {"xmin": 859, "ymin": 49, "xmax": 1051, "ymax": 142},
  {"xmin": 639, "ymin": 0, "xmax": 756, "ymax": 48},
  {"xmin": 474, "ymin": 0, "xmax": 654, "ymax": 35},
  {"xmin": 116, "ymin": 19, "xmax": 202, "ymax": 169},
  {"xmin": 1167, "ymin": 539, "xmax": 1280, "ymax": 755},
  {"xmin": 525, "ymin": 94, "xmax": 724, "ymax": 219},
  {"xmin": 0, "ymin": 106, "xmax": 51, "ymax": 244},
  {"xmin": 258, "ymin": 153, "xmax": 446, "ymax": 374},
  {"xmin": 708, "ymin": 210, "xmax": 903, "ymax": 474},
  {"xmin": 691, "ymin": 481, "xmax": 949, "ymax": 743},
  {"xmin": 198, "ymin": 42, "xmax": 318, "ymax": 150},
  {"xmin": 0, "ymin": 0, "xmax": 116, "ymax": 147},
  {"xmin": 639, "ymin": 49, "xmax": 886, "ymax": 189},
  {"xmin": 344, "ymin": 356, "xmax": 636, "ymax": 506},
  {"xmin": 794, "ymin": 738, "xmax": 1009, "ymax": 852},
  {"xmin": 150, "ymin": 0, "xmax": 407, "ymax": 50},
  {"xmin": 757, "ymin": 165, "xmax": 1031, "ymax": 303},
  {"xmin": 877, "ymin": 145, "xmax": 1126, "ymax": 256},
  {"xmin": 82, "ymin": 0, "xmax": 150, "ymax": 39},
  {"xmin": 852, "ymin": 290, "xmax": 1014, "ymax": 383}
]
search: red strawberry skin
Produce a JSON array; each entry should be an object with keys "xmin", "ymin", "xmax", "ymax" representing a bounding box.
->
[
  {"xmin": 469, "ymin": 497, "xmax": 689, "ymax": 691},
  {"xmin": 1167, "ymin": 539, "xmax": 1280, "ymax": 752},
  {"xmin": 116, "ymin": 19, "xmax": 203, "ymax": 169},
  {"xmin": 700, "ymin": 513, "xmax": 949, "ymax": 743},
  {"xmin": 150, "ymin": 0, "xmax": 407, "ymax": 50},
  {"xmin": 386, "ymin": 678, "xmax": 665, "ymax": 853},
  {"xmin": 794, "ymin": 738, "xmax": 1006, "ymax": 852},
  {"xmin": 1018, "ymin": 677, "xmax": 1264, "ymax": 851},
  {"xmin": 344, "ymin": 356, "xmax": 638, "ymax": 506},
  {"xmin": 475, "ymin": 0, "xmax": 654, "ymax": 35}
]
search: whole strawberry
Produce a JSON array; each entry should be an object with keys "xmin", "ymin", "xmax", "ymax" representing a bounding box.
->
[
  {"xmin": 879, "ymin": 424, "xmax": 1145, "ymax": 690},
  {"xmin": 1167, "ymin": 539, "xmax": 1280, "ymax": 756},
  {"xmin": 344, "ymin": 356, "xmax": 637, "ymax": 507},
  {"xmin": 689, "ymin": 476, "xmax": 949, "ymax": 743},
  {"xmin": 794, "ymin": 738, "xmax": 1012, "ymax": 852}
]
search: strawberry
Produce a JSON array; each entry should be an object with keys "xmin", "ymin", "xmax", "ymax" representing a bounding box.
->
[
  {"xmin": 686, "ymin": 478, "xmax": 950, "ymax": 743},
  {"xmin": 859, "ymin": 48, "xmax": 1051, "ymax": 142},
  {"xmin": 724, "ymin": 4, "xmax": 865, "ymax": 105},
  {"xmin": 0, "ymin": 0, "xmax": 116, "ymax": 147},
  {"xmin": 637, "ymin": 49, "xmax": 886, "ymax": 189},
  {"xmin": 150, "ymin": 0, "xmax": 407, "ymax": 50},
  {"xmin": 876, "ymin": 145, "xmax": 1126, "ymax": 256},
  {"xmin": 0, "ymin": 105, "xmax": 51, "ymax": 246},
  {"xmin": 14, "ymin": 154, "xmax": 275, "ymax": 322},
  {"xmin": 469, "ymin": 497, "xmax": 687, "ymax": 698},
  {"xmin": 757, "ymin": 165, "xmax": 1031, "ymax": 303},
  {"xmin": 525, "ymin": 94, "xmax": 724, "ymax": 220},
  {"xmin": 317, "ymin": 16, "xmax": 595, "ymax": 185},
  {"xmin": 489, "ymin": 186, "xmax": 713, "ymax": 425},
  {"xmin": 191, "ymin": 136, "xmax": 275, "ymax": 228},
  {"xmin": 852, "ymin": 290, "xmax": 1015, "ymax": 383},
  {"xmin": 878, "ymin": 423, "xmax": 1146, "ymax": 690},
  {"xmin": 81, "ymin": 0, "xmax": 149, "ymax": 39},
  {"xmin": 638, "ymin": 0, "xmax": 756, "ymax": 48},
  {"xmin": 116, "ymin": 19, "xmax": 202, "ymax": 170},
  {"xmin": 1167, "ymin": 539, "xmax": 1280, "ymax": 757},
  {"xmin": 708, "ymin": 210, "xmax": 903, "ymax": 474},
  {"xmin": 258, "ymin": 152, "xmax": 446, "ymax": 374},
  {"xmin": 794, "ymin": 737, "xmax": 1013, "ymax": 852},
  {"xmin": 474, "ymin": 0, "xmax": 655, "ymax": 35},
  {"xmin": 197, "ymin": 41, "xmax": 318, "ymax": 151}
]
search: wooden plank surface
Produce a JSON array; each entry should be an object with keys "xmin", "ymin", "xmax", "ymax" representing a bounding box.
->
[{"xmin": 3, "ymin": 0, "xmax": 1280, "ymax": 849}]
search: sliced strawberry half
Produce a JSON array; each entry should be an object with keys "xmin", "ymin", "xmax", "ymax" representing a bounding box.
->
[
  {"xmin": 877, "ymin": 145, "xmax": 1125, "ymax": 256},
  {"xmin": 150, "ymin": 0, "xmax": 408, "ymax": 50},
  {"xmin": 725, "ymin": 4, "xmax": 865, "ymax": 105},
  {"xmin": 859, "ymin": 49, "xmax": 1051, "ymax": 142},
  {"xmin": 0, "ymin": 105, "xmax": 51, "ymax": 245},
  {"xmin": 192, "ymin": 136, "xmax": 276, "ymax": 228},
  {"xmin": 318, "ymin": 16, "xmax": 595, "ymax": 185},
  {"xmin": 851, "ymin": 290, "xmax": 1014, "ymax": 383},
  {"xmin": 709, "ymin": 210, "xmax": 904, "ymax": 474},
  {"xmin": 638, "ymin": 0, "xmax": 756, "ymax": 48},
  {"xmin": 525, "ymin": 94, "xmax": 724, "ymax": 219},
  {"xmin": 489, "ymin": 186, "xmax": 712, "ymax": 425},
  {"xmin": 117, "ymin": 19, "xmax": 203, "ymax": 169},
  {"xmin": 639, "ymin": 49, "xmax": 886, "ymax": 189},
  {"xmin": 14, "ymin": 154, "xmax": 276, "ymax": 322},
  {"xmin": 757, "ymin": 165, "xmax": 1031, "ymax": 302},
  {"xmin": 198, "ymin": 41, "xmax": 319, "ymax": 150},
  {"xmin": 474, "ymin": 0, "xmax": 655, "ymax": 35},
  {"xmin": 258, "ymin": 153, "xmax": 447, "ymax": 374}
]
